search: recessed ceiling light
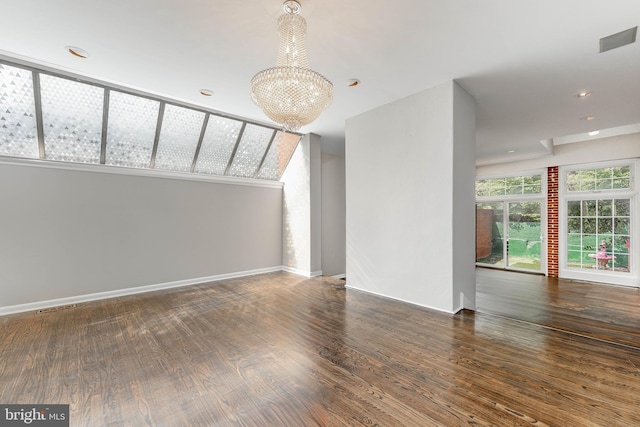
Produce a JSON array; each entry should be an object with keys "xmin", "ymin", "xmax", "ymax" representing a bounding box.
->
[
  {"xmin": 577, "ymin": 91, "xmax": 591, "ymax": 98},
  {"xmin": 199, "ymin": 89, "xmax": 214, "ymax": 97},
  {"xmin": 346, "ymin": 79, "xmax": 360, "ymax": 87},
  {"xmin": 507, "ymin": 150, "xmax": 516, "ymax": 153},
  {"xmin": 65, "ymin": 46, "xmax": 89, "ymax": 59},
  {"xmin": 588, "ymin": 130, "xmax": 600, "ymax": 136},
  {"xmin": 582, "ymin": 115, "xmax": 596, "ymax": 121}
]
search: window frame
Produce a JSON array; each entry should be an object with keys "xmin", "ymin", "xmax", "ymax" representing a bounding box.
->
[
  {"xmin": 475, "ymin": 170, "xmax": 547, "ymax": 202},
  {"xmin": 0, "ymin": 58, "xmax": 300, "ymax": 184},
  {"xmin": 475, "ymin": 169, "xmax": 548, "ymax": 273},
  {"xmin": 559, "ymin": 159, "xmax": 640, "ymax": 286}
]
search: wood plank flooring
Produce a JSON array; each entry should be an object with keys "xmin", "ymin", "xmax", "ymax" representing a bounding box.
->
[
  {"xmin": 1, "ymin": 271, "xmax": 640, "ymax": 426},
  {"xmin": 477, "ymin": 267, "xmax": 640, "ymax": 349}
]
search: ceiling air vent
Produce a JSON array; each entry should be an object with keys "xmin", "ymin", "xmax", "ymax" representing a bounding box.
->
[{"xmin": 600, "ymin": 26, "xmax": 637, "ymax": 53}]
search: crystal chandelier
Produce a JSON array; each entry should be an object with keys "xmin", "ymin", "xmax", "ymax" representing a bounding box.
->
[{"xmin": 250, "ymin": 0, "xmax": 333, "ymax": 132}]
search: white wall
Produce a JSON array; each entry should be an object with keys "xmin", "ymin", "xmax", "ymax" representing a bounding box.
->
[
  {"xmin": 321, "ymin": 153, "xmax": 346, "ymax": 277},
  {"xmin": 476, "ymin": 132, "xmax": 640, "ymax": 176},
  {"xmin": 0, "ymin": 162, "xmax": 283, "ymax": 310},
  {"xmin": 310, "ymin": 136, "xmax": 322, "ymax": 274},
  {"xmin": 452, "ymin": 83, "xmax": 477, "ymax": 310},
  {"xmin": 346, "ymin": 80, "xmax": 476, "ymax": 313},
  {"xmin": 281, "ymin": 134, "xmax": 322, "ymax": 276}
]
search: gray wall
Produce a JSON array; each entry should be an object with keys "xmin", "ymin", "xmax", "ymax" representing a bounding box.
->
[
  {"xmin": 345, "ymin": 80, "xmax": 476, "ymax": 313},
  {"xmin": 0, "ymin": 163, "xmax": 283, "ymax": 308},
  {"xmin": 321, "ymin": 152, "xmax": 346, "ymax": 277}
]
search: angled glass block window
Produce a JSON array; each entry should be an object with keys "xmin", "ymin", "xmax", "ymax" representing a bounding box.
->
[
  {"xmin": 105, "ymin": 91, "xmax": 159, "ymax": 168},
  {"xmin": 154, "ymin": 104, "xmax": 204, "ymax": 172},
  {"xmin": 0, "ymin": 59, "xmax": 295, "ymax": 183},
  {"xmin": 40, "ymin": 74, "xmax": 104, "ymax": 163},
  {"xmin": 0, "ymin": 63, "xmax": 38, "ymax": 158},
  {"xmin": 256, "ymin": 131, "xmax": 300, "ymax": 180},
  {"xmin": 228, "ymin": 124, "xmax": 274, "ymax": 178},
  {"xmin": 194, "ymin": 115, "xmax": 243, "ymax": 175}
]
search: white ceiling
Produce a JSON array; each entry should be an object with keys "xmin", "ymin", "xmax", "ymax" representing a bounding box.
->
[{"xmin": 1, "ymin": 0, "xmax": 639, "ymax": 163}]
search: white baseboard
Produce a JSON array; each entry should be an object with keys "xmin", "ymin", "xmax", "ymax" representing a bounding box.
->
[
  {"xmin": 0, "ymin": 266, "xmax": 282, "ymax": 317},
  {"xmin": 344, "ymin": 285, "xmax": 458, "ymax": 315},
  {"xmin": 281, "ymin": 266, "xmax": 323, "ymax": 277},
  {"xmin": 331, "ymin": 274, "xmax": 346, "ymax": 279}
]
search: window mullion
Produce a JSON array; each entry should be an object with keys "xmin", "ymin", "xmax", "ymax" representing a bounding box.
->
[
  {"xmin": 149, "ymin": 102, "xmax": 165, "ymax": 169},
  {"xmin": 32, "ymin": 71, "xmax": 45, "ymax": 159},
  {"xmin": 100, "ymin": 89, "xmax": 109, "ymax": 165},
  {"xmin": 190, "ymin": 114, "xmax": 209, "ymax": 173}
]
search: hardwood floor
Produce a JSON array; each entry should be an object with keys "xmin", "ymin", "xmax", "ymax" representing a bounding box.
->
[
  {"xmin": 477, "ymin": 267, "xmax": 640, "ymax": 349},
  {"xmin": 1, "ymin": 271, "xmax": 639, "ymax": 426}
]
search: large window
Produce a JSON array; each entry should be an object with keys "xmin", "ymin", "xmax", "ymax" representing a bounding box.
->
[
  {"xmin": 566, "ymin": 199, "xmax": 630, "ymax": 271},
  {"xmin": 0, "ymin": 60, "xmax": 300, "ymax": 181},
  {"xmin": 561, "ymin": 161, "xmax": 637, "ymax": 286},
  {"xmin": 566, "ymin": 165, "xmax": 631, "ymax": 192},
  {"xmin": 475, "ymin": 172, "xmax": 545, "ymax": 272},
  {"xmin": 476, "ymin": 174, "xmax": 542, "ymax": 197}
]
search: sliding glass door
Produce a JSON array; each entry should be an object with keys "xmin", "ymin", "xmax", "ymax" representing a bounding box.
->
[
  {"xmin": 476, "ymin": 173, "xmax": 546, "ymax": 273},
  {"xmin": 476, "ymin": 200, "xmax": 543, "ymax": 272},
  {"xmin": 506, "ymin": 201, "xmax": 542, "ymax": 271},
  {"xmin": 476, "ymin": 202, "xmax": 504, "ymax": 268}
]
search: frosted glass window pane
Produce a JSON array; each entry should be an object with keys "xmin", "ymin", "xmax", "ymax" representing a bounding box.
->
[
  {"xmin": 154, "ymin": 104, "xmax": 204, "ymax": 172},
  {"xmin": 228, "ymin": 124, "xmax": 273, "ymax": 178},
  {"xmin": 0, "ymin": 63, "xmax": 38, "ymax": 158},
  {"xmin": 256, "ymin": 131, "xmax": 300, "ymax": 180},
  {"xmin": 105, "ymin": 91, "xmax": 159, "ymax": 168},
  {"xmin": 194, "ymin": 115, "xmax": 243, "ymax": 175},
  {"xmin": 40, "ymin": 74, "xmax": 104, "ymax": 163}
]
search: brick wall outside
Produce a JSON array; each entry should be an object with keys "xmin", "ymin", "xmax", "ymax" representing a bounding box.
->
[
  {"xmin": 547, "ymin": 166, "xmax": 559, "ymax": 277},
  {"xmin": 476, "ymin": 209, "xmax": 493, "ymax": 259}
]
